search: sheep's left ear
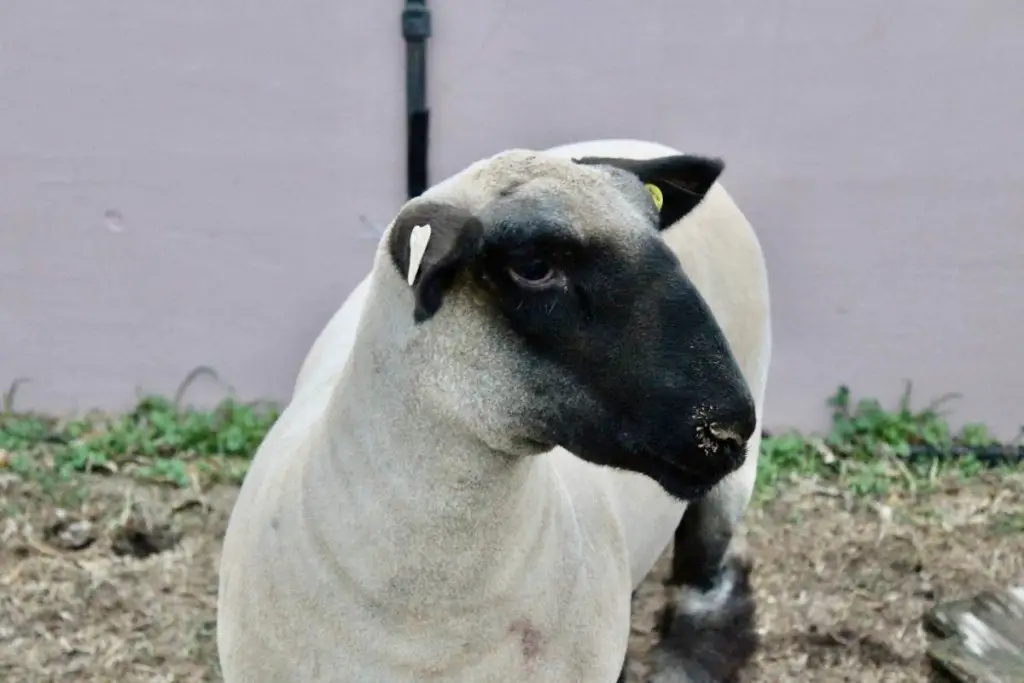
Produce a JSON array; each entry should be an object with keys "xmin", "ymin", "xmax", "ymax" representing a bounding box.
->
[
  {"xmin": 388, "ymin": 201, "xmax": 485, "ymax": 323},
  {"xmin": 573, "ymin": 154, "xmax": 725, "ymax": 231}
]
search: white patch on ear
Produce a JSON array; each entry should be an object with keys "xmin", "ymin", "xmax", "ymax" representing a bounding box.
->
[{"xmin": 407, "ymin": 223, "xmax": 432, "ymax": 286}]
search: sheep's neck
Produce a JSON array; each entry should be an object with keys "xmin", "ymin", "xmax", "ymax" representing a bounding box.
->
[{"xmin": 306, "ymin": 323, "xmax": 568, "ymax": 617}]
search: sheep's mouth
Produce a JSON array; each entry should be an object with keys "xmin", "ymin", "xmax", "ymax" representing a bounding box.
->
[{"xmin": 637, "ymin": 449, "xmax": 743, "ymax": 502}]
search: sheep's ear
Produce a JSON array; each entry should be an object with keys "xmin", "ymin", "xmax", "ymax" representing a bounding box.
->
[
  {"xmin": 388, "ymin": 202, "xmax": 485, "ymax": 323},
  {"xmin": 573, "ymin": 154, "xmax": 725, "ymax": 231}
]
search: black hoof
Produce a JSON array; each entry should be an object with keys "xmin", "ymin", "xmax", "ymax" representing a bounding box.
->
[{"xmin": 648, "ymin": 556, "xmax": 758, "ymax": 683}]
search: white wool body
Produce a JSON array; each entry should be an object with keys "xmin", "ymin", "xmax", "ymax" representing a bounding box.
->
[{"xmin": 220, "ymin": 139, "xmax": 771, "ymax": 683}]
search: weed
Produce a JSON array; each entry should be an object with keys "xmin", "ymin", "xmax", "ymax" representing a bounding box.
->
[
  {"xmin": 757, "ymin": 383, "xmax": 1020, "ymax": 501},
  {"xmin": 0, "ymin": 394, "xmax": 278, "ymax": 488}
]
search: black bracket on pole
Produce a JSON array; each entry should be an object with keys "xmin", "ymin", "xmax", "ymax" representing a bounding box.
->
[{"xmin": 402, "ymin": 0, "xmax": 431, "ymax": 200}]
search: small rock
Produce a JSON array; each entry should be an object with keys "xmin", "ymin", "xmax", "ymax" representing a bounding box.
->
[
  {"xmin": 44, "ymin": 516, "xmax": 96, "ymax": 551},
  {"xmin": 110, "ymin": 504, "xmax": 181, "ymax": 558}
]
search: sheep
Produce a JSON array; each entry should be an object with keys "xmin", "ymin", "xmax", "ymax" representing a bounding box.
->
[
  {"xmin": 217, "ymin": 143, "xmax": 765, "ymax": 683},
  {"xmin": 289, "ymin": 139, "xmax": 772, "ymax": 681}
]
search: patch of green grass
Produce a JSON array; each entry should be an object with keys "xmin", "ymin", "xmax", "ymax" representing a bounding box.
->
[
  {"xmin": 756, "ymin": 384, "xmax": 1019, "ymax": 501},
  {"xmin": 1, "ymin": 394, "xmax": 278, "ymax": 488},
  {"xmin": 1, "ymin": 380, "xmax": 1018, "ymax": 497}
]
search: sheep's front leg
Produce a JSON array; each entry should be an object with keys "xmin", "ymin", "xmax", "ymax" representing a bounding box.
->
[
  {"xmin": 649, "ymin": 433, "xmax": 762, "ymax": 682},
  {"xmin": 667, "ymin": 492, "xmax": 736, "ymax": 594}
]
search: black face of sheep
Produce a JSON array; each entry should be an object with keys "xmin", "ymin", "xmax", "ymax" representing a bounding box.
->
[{"xmin": 387, "ymin": 152, "xmax": 757, "ymax": 502}]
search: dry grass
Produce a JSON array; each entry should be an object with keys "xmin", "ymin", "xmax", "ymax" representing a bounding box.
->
[
  {"xmin": 632, "ymin": 471, "xmax": 1024, "ymax": 682},
  {"xmin": 1, "ymin": 470, "xmax": 1021, "ymax": 682}
]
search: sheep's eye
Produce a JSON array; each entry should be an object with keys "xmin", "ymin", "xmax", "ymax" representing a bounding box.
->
[{"xmin": 507, "ymin": 259, "xmax": 561, "ymax": 289}]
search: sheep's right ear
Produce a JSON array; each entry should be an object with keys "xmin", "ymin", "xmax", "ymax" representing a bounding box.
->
[
  {"xmin": 387, "ymin": 202, "xmax": 485, "ymax": 323},
  {"xmin": 573, "ymin": 154, "xmax": 725, "ymax": 231}
]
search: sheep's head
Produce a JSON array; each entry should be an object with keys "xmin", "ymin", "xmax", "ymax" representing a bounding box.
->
[{"xmin": 383, "ymin": 149, "xmax": 756, "ymax": 501}]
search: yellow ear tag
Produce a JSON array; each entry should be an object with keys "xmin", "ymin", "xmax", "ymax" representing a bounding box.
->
[{"xmin": 645, "ymin": 183, "xmax": 664, "ymax": 211}]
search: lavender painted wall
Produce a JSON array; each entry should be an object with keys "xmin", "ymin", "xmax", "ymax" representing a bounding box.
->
[{"xmin": 2, "ymin": 1, "xmax": 1022, "ymax": 437}]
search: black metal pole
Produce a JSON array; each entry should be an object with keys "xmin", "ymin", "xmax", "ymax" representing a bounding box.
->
[{"xmin": 402, "ymin": 0, "xmax": 431, "ymax": 200}]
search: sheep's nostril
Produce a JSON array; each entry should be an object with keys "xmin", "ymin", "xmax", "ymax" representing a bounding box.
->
[{"xmin": 708, "ymin": 423, "xmax": 748, "ymax": 448}]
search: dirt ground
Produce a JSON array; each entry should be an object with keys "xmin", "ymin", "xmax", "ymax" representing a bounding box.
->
[{"xmin": 1, "ymin": 470, "xmax": 1022, "ymax": 683}]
